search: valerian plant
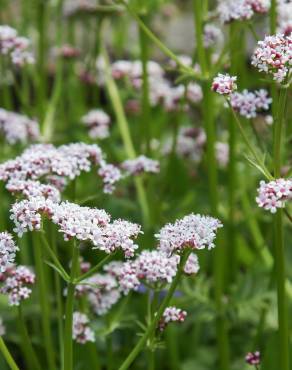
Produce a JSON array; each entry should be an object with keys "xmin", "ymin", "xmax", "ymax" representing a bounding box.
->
[{"xmin": 0, "ymin": 1, "xmax": 291, "ymax": 370}]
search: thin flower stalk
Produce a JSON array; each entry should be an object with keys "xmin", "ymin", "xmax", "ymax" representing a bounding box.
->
[
  {"xmin": 273, "ymin": 85, "xmax": 289, "ymax": 370},
  {"xmin": 32, "ymin": 233, "xmax": 56, "ymax": 370},
  {"xmin": 63, "ymin": 242, "xmax": 79, "ymax": 370},
  {"xmin": 193, "ymin": 1, "xmax": 230, "ymax": 369},
  {"xmin": 118, "ymin": 250, "xmax": 191, "ymax": 370},
  {"xmin": 101, "ymin": 44, "xmax": 150, "ymax": 226},
  {"xmin": 0, "ymin": 337, "xmax": 20, "ymax": 370}
]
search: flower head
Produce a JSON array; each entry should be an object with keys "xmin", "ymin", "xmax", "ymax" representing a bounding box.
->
[
  {"xmin": 72, "ymin": 312, "xmax": 95, "ymax": 344},
  {"xmin": 212, "ymin": 73, "xmax": 237, "ymax": 95},
  {"xmin": 158, "ymin": 306, "xmax": 187, "ymax": 331},
  {"xmin": 155, "ymin": 214, "xmax": 223, "ymax": 255},
  {"xmin": 256, "ymin": 178, "xmax": 292, "ymax": 213},
  {"xmin": 81, "ymin": 109, "xmax": 110, "ymax": 140},
  {"xmin": 229, "ymin": 89, "xmax": 272, "ymax": 118},
  {"xmin": 251, "ymin": 34, "xmax": 292, "ymax": 83},
  {"xmin": 121, "ymin": 156, "xmax": 160, "ymax": 176},
  {"xmin": 0, "ymin": 233, "xmax": 19, "ymax": 273},
  {"xmin": 245, "ymin": 351, "xmax": 261, "ymax": 366},
  {"xmin": 0, "ymin": 265, "xmax": 35, "ymax": 306}
]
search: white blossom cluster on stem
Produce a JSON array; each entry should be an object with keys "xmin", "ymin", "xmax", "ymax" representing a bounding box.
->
[
  {"xmin": 0, "ymin": 108, "xmax": 39, "ymax": 144},
  {"xmin": 0, "ymin": 232, "xmax": 19, "ymax": 273},
  {"xmin": 72, "ymin": 312, "xmax": 95, "ymax": 344},
  {"xmin": 158, "ymin": 306, "xmax": 187, "ymax": 331},
  {"xmin": 118, "ymin": 251, "xmax": 200, "ymax": 294},
  {"xmin": 256, "ymin": 178, "xmax": 292, "ymax": 213},
  {"xmin": 229, "ymin": 89, "xmax": 272, "ymax": 118},
  {"xmin": 121, "ymin": 155, "xmax": 160, "ymax": 175},
  {"xmin": 81, "ymin": 109, "xmax": 111, "ymax": 140},
  {"xmin": 75, "ymin": 262, "xmax": 122, "ymax": 315},
  {"xmin": 251, "ymin": 34, "xmax": 292, "ymax": 83},
  {"xmin": 155, "ymin": 214, "xmax": 223, "ymax": 255},
  {"xmin": 0, "ymin": 25, "xmax": 34, "ymax": 66},
  {"xmin": 0, "ymin": 265, "xmax": 35, "ymax": 306},
  {"xmin": 277, "ymin": 0, "xmax": 292, "ymax": 36},
  {"xmin": 162, "ymin": 127, "xmax": 206, "ymax": 163},
  {"xmin": 217, "ymin": 0, "xmax": 270, "ymax": 23},
  {"xmin": 212, "ymin": 73, "xmax": 237, "ymax": 95},
  {"xmin": 10, "ymin": 198, "xmax": 142, "ymax": 257},
  {"xmin": 6, "ymin": 180, "xmax": 61, "ymax": 202}
]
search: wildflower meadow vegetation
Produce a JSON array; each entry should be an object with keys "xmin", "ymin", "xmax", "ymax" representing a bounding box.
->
[{"xmin": 0, "ymin": 0, "xmax": 292, "ymax": 369}]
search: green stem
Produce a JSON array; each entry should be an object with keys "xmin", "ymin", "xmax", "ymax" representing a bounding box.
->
[
  {"xmin": 227, "ymin": 101, "xmax": 272, "ymax": 180},
  {"xmin": 0, "ymin": 337, "xmax": 20, "ymax": 370},
  {"xmin": 102, "ymin": 44, "xmax": 150, "ymax": 226},
  {"xmin": 139, "ymin": 15, "xmax": 151, "ymax": 152},
  {"xmin": 17, "ymin": 306, "xmax": 42, "ymax": 370},
  {"xmin": 270, "ymin": 0, "xmax": 277, "ymax": 34},
  {"xmin": 74, "ymin": 254, "xmax": 112, "ymax": 283},
  {"xmin": 40, "ymin": 231, "xmax": 70, "ymax": 281},
  {"xmin": 193, "ymin": 0, "xmax": 207, "ymax": 76},
  {"xmin": 63, "ymin": 241, "xmax": 79, "ymax": 370},
  {"xmin": 273, "ymin": 85, "xmax": 289, "ymax": 370},
  {"xmin": 32, "ymin": 233, "xmax": 56, "ymax": 370},
  {"xmin": 118, "ymin": 250, "xmax": 191, "ymax": 370}
]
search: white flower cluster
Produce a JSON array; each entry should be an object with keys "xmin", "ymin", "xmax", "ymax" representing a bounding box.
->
[
  {"xmin": 97, "ymin": 56, "xmax": 202, "ymax": 112},
  {"xmin": 256, "ymin": 178, "xmax": 292, "ymax": 213},
  {"xmin": 162, "ymin": 127, "xmax": 206, "ymax": 163},
  {"xmin": 98, "ymin": 164, "xmax": 123, "ymax": 194},
  {"xmin": 0, "ymin": 25, "xmax": 34, "ymax": 66},
  {"xmin": 203, "ymin": 24, "xmax": 224, "ymax": 48},
  {"xmin": 229, "ymin": 89, "xmax": 272, "ymax": 118},
  {"xmin": 75, "ymin": 262, "xmax": 122, "ymax": 315},
  {"xmin": 0, "ymin": 143, "xmax": 103, "ymax": 184},
  {"xmin": 278, "ymin": 1, "xmax": 292, "ymax": 36},
  {"xmin": 155, "ymin": 214, "xmax": 223, "ymax": 255},
  {"xmin": 6, "ymin": 180, "xmax": 61, "ymax": 202},
  {"xmin": 0, "ymin": 232, "xmax": 19, "ymax": 273},
  {"xmin": 215, "ymin": 142, "xmax": 229, "ymax": 168},
  {"xmin": 212, "ymin": 74, "xmax": 237, "ymax": 95},
  {"xmin": 81, "ymin": 109, "xmax": 111, "ymax": 140},
  {"xmin": 72, "ymin": 312, "xmax": 95, "ymax": 344},
  {"xmin": 121, "ymin": 156, "xmax": 160, "ymax": 176},
  {"xmin": 217, "ymin": 0, "xmax": 270, "ymax": 23},
  {"xmin": 0, "ymin": 265, "xmax": 35, "ymax": 306},
  {"xmin": 251, "ymin": 34, "xmax": 292, "ymax": 83},
  {"xmin": 158, "ymin": 306, "xmax": 187, "ymax": 331},
  {"xmin": 11, "ymin": 198, "xmax": 142, "ymax": 257},
  {"xmin": 118, "ymin": 251, "xmax": 200, "ymax": 294},
  {"xmin": 0, "ymin": 109, "xmax": 39, "ymax": 144}
]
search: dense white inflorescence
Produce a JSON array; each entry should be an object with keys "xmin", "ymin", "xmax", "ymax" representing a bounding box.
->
[
  {"xmin": 158, "ymin": 306, "xmax": 187, "ymax": 331},
  {"xmin": 0, "ymin": 265, "xmax": 35, "ymax": 306},
  {"xmin": 6, "ymin": 180, "xmax": 61, "ymax": 202},
  {"xmin": 98, "ymin": 164, "xmax": 123, "ymax": 194},
  {"xmin": 212, "ymin": 73, "xmax": 237, "ymax": 95},
  {"xmin": 72, "ymin": 312, "xmax": 95, "ymax": 344},
  {"xmin": 0, "ymin": 109, "xmax": 39, "ymax": 144},
  {"xmin": 217, "ymin": 0, "xmax": 270, "ymax": 23},
  {"xmin": 81, "ymin": 109, "xmax": 111, "ymax": 139},
  {"xmin": 256, "ymin": 178, "xmax": 292, "ymax": 213},
  {"xmin": 0, "ymin": 25, "xmax": 34, "ymax": 66},
  {"xmin": 121, "ymin": 156, "xmax": 160, "ymax": 175},
  {"xmin": 0, "ymin": 233, "xmax": 19, "ymax": 273},
  {"xmin": 229, "ymin": 89, "xmax": 272, "ymax": 118},
  {"xmin": 10, "ymin": 198, "xmax": 141, "ymax": 257},
  {"xmin": 155, "ymin": 214, "xmax": 223, "ymax": 254},
  {"xmin": 251, "ymin": 34, "xmax": 292, "ymax": 82}
]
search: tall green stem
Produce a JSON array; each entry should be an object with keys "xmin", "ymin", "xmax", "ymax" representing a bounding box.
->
[
  {"xmin": 139, "ymin": 15, "xmax": 151, "ymax": 152},
  {"xmin": 0, "ymin": 337, "xmax": 20, "ymax": 370},
  {"xmin": 102, "ymin": 43, "xmax": 150, "ymax": 226},
  {"xmin": 273, "ymin": 86, "xmax": 289, "ymax": 370},
  {"xmin": 63, "ymin": 242, "xmax": 79, "ymax": 370},
  {"xmin": 118, "ymin": 250, "xmax": 191, "ymax": 370},
  {"xmin": 17, "ymin": 306, "xmax": 42, "ymax": 370},
  {"xmin": 193, "ymin": 1, "xmax": 229, "ymax": 368},
  {"xmin": 32, "ymin": 233, "xmax": 55, "ymax": 370}
]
